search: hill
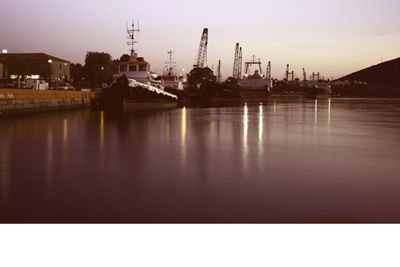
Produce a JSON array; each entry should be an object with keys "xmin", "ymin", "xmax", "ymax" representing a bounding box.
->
[
  {"xmin": 338, "ymin": 57, "xmax": 400, "ymax": 88},
  {"xmin": 333, "ymin": 57, "xmax": 400, "ymax": 97}
]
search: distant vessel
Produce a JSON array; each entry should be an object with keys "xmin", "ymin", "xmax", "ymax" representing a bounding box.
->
[
  {"xmin": 304, "ymin": 82, "xmax": 332, "ymax": 99},
  {"xmin": 109, "ymin": 21, "xmax": 178, "ymax": 108},
  {"xmin": 161, "ymin": 50, "xmax": 184, "ymax": 90},
  {"xmin": 237, "ymin": 54, "xmax": 271, "ymax": 101},
  {"xmin": 302, "ymin": 72, "xmax": 332, "ymax": 99}
]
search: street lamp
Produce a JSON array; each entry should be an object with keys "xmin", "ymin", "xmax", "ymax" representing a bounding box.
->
[
  {"xmin": 48, "ymin": 59, "xmax": 53, "ymax": 89},
  {"xmin": 2, "ymin": 49, "xmax": 8, "ymax": 54},
  {"xmin": 100, "ymin": 66, "xmax": 105, "ymax": 86}
]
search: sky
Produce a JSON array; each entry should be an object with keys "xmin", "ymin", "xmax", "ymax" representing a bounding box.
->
[{"xmin": 0, "ymin": 0, "xmax": 399, "ymax": 79}]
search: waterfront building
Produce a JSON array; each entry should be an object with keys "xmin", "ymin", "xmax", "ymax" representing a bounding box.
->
[{"xmin": 0, "ymin": 53, "xmax": 70, "ymax": 83}]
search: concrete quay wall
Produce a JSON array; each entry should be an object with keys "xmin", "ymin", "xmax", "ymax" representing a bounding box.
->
[{"xmin": 0, "ymin": 89, "xmax": 91, "ymax": 115}]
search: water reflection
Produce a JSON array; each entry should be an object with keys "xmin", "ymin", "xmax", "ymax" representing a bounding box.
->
[
  {"xmin": 46, "ymin": 128, "xmax": 54, "ymax": 192},
  {"xmin": 1, "ymin": 139, "xmax": 10, "ymax": 206},
  {"xmin": 314, "ymin": 99, "xmax": 318, "ymax": 133},
  {"xmin": 165, "ymin": 114, "xmax": 170, "ymax": 145},
  {"xmin": 242, "ymin": 103, "xmax": 249, "ymax": 177},
  {"xmin": 243, "ymin": 103, "xmax": 249, "ymax": 142},
  {"xmin": 258, "ymin": 104, "xmax": 264, "ymax": 172},
  {"xmin": 99, "ymin": 111, "xmax": 105, "ymax": 148},
  {"xmin": 63, "ymin": 118, "xmax": 68, "ymax": 144},
  {"xmin": 62, "ymin": 118, "xmax": 69, "ymax": 172},
  {"xmin": 180, "ymin": 107, "xmax": 187, "ymax": 173},
  {"xmin": 1, "ymin": 99, "xmax": 400, "ymax": 222},
  {"xmin": 328, "ymin": 98, "xmax": 332, "ymax": 132},
  {"xmin": 258, "ymin": 104, "xmax": 264, "ymax": 145},
  {"xmin": 99, "ymin": 111, "xmax": 105, "ymax": 172}
]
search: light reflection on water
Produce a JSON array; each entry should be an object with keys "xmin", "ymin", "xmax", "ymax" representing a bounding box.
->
[
  {"xmin": 180, "ymin": 107, "xmax": 187, "ymax": 174},
  {"xmin": 1, "ymin": 138, "xmax": 9, "ymax": 206},
  {"xmin": 1, "ymin": 99, "xmax": 400, "ymax": 223},
  {"xmin": 46, "ymin": 128, "xmax": 53, "ymax": 193}
]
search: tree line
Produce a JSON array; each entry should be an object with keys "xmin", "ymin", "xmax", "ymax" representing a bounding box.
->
[{"xmin": 71, "ymin": 52, "xmax": 131, "ymax": 89}]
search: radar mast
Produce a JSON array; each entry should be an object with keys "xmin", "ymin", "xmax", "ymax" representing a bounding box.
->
[{"xmin": 127, "ymin": 20, "xmax": 140, "ymax": 61}]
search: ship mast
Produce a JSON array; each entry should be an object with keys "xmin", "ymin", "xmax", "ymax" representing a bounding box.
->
[
  {"xmin": 165, "ymin": 50, "xmax": 176, "ymax": 76},
  {"xmin": 127, "ymin": 20, "xmax": 140, "ymax": 61}
]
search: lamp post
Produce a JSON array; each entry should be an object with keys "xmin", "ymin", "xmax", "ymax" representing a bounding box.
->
[
  {"xmin": 2, "ymin": 49, "xmax": 8, "ymax": 79},
  {"xmin": 100, "ymin": 66, "xmax": 104, "ymax": 88},
  {"xmin": 48, "ymin": 59, "xmax": 53, "ymax": 89}
]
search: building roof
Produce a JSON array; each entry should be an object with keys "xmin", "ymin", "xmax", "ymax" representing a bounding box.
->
[{"xmin": 0, "ymin": 53, "xmax": 70, "ymax": 63}]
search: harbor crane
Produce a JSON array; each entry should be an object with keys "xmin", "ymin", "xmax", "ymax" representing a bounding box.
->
[
  {"xmin": 286, "ymin": 64, "xmax": 294, "ymax": 81},
  {"xmin": 193, "ymin": 28, "xmax": 208, "ymax": 68},
  {"xmin": 217, "ymin": 60, "xmax": 222, "ymax": 83},
  {"xmin": 233, "ymin": 43, "xmax": 243, "ymax": 79},
  {"xmin": 266, "ymin": 61, "xmax": 272, "ymax": 90},
  {"xmin": 312, "ymin": 72, "xmax": 320, "ymax": 81},
  {"xmin": 238, "ymin": 47, "xmax": 243, "ymax": 79}
]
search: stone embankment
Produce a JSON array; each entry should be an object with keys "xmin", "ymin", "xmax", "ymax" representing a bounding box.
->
[{"xmin": 0, "ymin": 89, "xmax": 91, "ymax": 115}]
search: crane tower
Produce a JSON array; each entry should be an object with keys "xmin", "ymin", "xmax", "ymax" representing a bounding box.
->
[
  {"xmin": 233, "ymin": 43, "xmax": 240, "ymax": 79},
  {"xmin": 238, "ymin": 47, "xmax": 243, "ymax": 79},
  {"xmin": 233, "ymin": 44, "xmax": 243, "ymax": 79},
  {"xmin": 194, "ymin": 28, "xmax": 208, "ymax": 68},
  {"xmin": 217, "ymin": 60, "xmax": 222, "ymax": 83}
]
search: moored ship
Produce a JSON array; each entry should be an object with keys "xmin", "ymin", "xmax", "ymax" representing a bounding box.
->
[{"xmin": 96, "ymin": 21, "xmax": 178, "ymax": 111}]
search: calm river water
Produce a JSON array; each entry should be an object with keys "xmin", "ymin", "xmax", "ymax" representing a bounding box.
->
[{"xmin": 1, "ymin": 98, "xmax": 400, "ymax": 223}]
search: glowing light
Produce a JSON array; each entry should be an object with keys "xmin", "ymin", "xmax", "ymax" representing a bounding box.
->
[
  {"xmin": 48, "ymin": 59, "xmax": 53, "ymax": 64},
  {"xmin": 2, "ymin": 49, "xmax": 8, "ymax": 54}
]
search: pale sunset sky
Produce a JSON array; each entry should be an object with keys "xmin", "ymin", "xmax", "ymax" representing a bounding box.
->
[{"xmin": 0, "ymin": 0, "xmax": 399, "ymax": 79}]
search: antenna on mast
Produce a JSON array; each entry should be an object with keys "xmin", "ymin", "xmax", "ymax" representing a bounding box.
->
[
  {"xmin": 127, "ymin": 20, "xmax": 140, "ymax": 61},
  {"xmin": 165, "ymin": 50, "xmax": 176, "ymax": 76}
]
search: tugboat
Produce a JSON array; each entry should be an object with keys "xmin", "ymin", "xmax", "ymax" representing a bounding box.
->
[{"xmin": 95, "ymin": 21, "xmax": 178, "ymax": 111}]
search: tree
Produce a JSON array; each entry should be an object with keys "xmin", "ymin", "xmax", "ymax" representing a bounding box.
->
[
  {"xmin": 119, "ymin": 54, "xmax": 131, "ymax": 62},
  {"xmin": 112, "ymin": 59, "xmax": 120, "ymax": 76},
  {"xmin": 224, "ymin": 77, "xmax": 238, "ymax": 87},
  {"xmin": 84, "ymin": 52, "xmax": 113, "ymax": 89},
  {"xmin": 70, "ymin": 63, "xmax": 84, "ymax": 83},
  {"xmin": 187, "ymin": 67, "xmax": 216, "ymax": 88}
]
